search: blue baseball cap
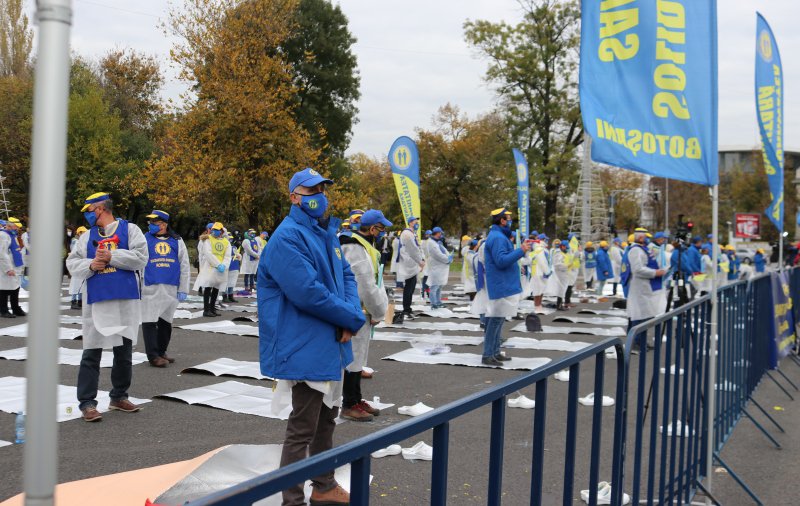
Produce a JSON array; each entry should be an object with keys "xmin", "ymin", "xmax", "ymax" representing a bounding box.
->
[
  {"xmin": 288, "ymin": 168, "xmax": 333, "ymax": 193},
  {"xmin": 81, "ymin": 192, "xmax": 110, "ymax": 212},
  {"xmin": 692, "ymin": 236, "xmax": 702, "ymax": 243},
  {"xmin": 206, "ymin": 222, "xmax": 214, "ymax": 229},
  {"xmin": 612, "ymin": 237, "xmax": 621, "ymax": 243},
  {"xmin": 407, "ymin": 216, "xmax": 419, "ymax": 224},
  {"xmin": 707, "ymin": 234, "xmax": 714, "ymax": 239},
  {"xmin": 537, "ymin": 233, "xmax": 548, "ymax": 241},
  {"xmin": 432, "ymin": 226, "xmax": 443, "ymax": 234},
  {"xmin": 654, "ymin": 231, "xmax": 667, "ymax": 240},
  {"xmin": 360, "ymin": 209, "xmax": 392, "ymax": 228},
  {"xmin": 146, "ymin": 209, "xmax": 170, "ymax": 222}
]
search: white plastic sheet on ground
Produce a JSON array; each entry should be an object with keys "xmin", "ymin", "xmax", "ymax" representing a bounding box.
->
[
  {"xmin": 181, "ymin": 358, "xmax": 273, "ymax": 380},
  {"xmin": 173, "ymin": 310, "xmax": 205, "ymax": 320},
  {"xmin": 221, "ymin": 305, "xmax": 258, "ymax": 313},
  {"xmin": 0, "ymin": 347, "xmax": 147, "ymax": 367},
  {"xmin": 392, "ymin": 306, "xmax": 478, "ymax": 319},
  {"xmin": 178, "ymin": 302, "xmax": 205, "ymax": 310},
  {"xmin": 178, "ymin": 321, "xmax": 259, "ymax": 337},
  {"xmin": 0, "ymin": 323, "xmax": 82, "ymax": 340},
  {"xmin": 377, "ymin": 321, "xmax": 482, "ymax": 332},
  {"xmin": 382, "ymin": 348, "xmax": 551, "ymax": 371},
  {"xmin": 551, "ymin": 316, "xmax": 628, "ymax": 326},
  {"xmin": 0, "ymin": 440, "xmax": 10, "ymax": 448},
  {"xmin": 577, "ymin": 308, "xmax": 627, "ymax": 317},
  {"xmin": 510, "ymin": 323, "xmax": 626, "ymax": 337},
  {"xmin": 59, "ymin": 315, "xmax": 83, "ymax": 325},
  {"xmin": 157, "ymin": 380, "xmax": 292, "ymax": 419},
  {"xmin": 372, "ymin": 331, "xmax": 483, "ymax": 346},
  {"xmin": 501, "ymin": 337, "xmax": 591, "ymax": 352},
  {"xmin": 0, "ymin": 376, "xmax": 151, "ymax": 422}
]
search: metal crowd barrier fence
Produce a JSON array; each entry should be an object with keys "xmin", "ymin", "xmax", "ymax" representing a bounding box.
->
[{"xmin": 186, "ymin": 338, "xmax": 625, "ymax": 506}]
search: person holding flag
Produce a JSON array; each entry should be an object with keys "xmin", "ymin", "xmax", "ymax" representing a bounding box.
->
[
  {"xmin": 141, "ymin": 210, "xmax": 190, "ymax": 367},
  {"xmin": 481, "ymin": 208, "xmax": 531, "ymax": 366},
  {"xmin": 396, "ymin": 216, "xmax": 425, "ymax": 319}
]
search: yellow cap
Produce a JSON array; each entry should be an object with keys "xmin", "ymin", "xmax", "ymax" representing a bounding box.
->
[
  {"xmin": 599, "ymin": 240, "xmax": 608, "ymax": 247},
  {"xmin": 585, "ymin": 241, "xmax": 593, "ymax": 247},
  {"xmin": 76, "ymin": 226, "xmax": 88, "ymax": 235},
  {"xmin": 757, "ymin": 248, "xmax": 765, "ymax": 254},
  {"xmin": 211, "ymin": 222, "xmax": 224, "ymax": 230},
  {"xmin": 622, "ymin": 242, "xmax": 629, "ymax": 248},
  {"xmin": 7, "ymin": 217, "xmax": 21, "ymax": 225},
  {"xmin": 342, "ymin": 220, "xmax": 350, "ymax": 227},
  {"xmin": 628, "ymin": 234, "xmax": 634, "ymax": 243},
  {"xmin": 490, "ymin": 207, "xmax": 512, "ymax": 217},
  {"xmin": 81, "ymin": 192, "xmax": 110, "ymax": 212},
  {"xmin": 725, "ymin": 244, "xmax": 735, "ymax": 251},
  {"xmin": 462, "ymin": 235, "xmax": 471, "ymax": 241}
]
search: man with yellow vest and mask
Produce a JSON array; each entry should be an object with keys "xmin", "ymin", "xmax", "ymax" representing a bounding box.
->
[
  {"xmin": 193, "ymin": 222, "xmax": 231, "ymax": 317},
  {"xmin": 141, "ymin": 210, "xmax": 191, "ymax": 367},
  {"xmin": 338, "ymin": 209, "xmax": 391, "ymax": 421},
  {"xmin": 67, "ymin": 192, "xmax": 148, "ymax": 422}
]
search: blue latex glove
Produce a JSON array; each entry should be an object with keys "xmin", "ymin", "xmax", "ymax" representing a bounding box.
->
[
  {"xmin": 177, "ymin": 292, "xmax": 187, "ymax": 302},
  {"xmin": 448, "ymin": 254, "xmax": 454, "ymax": 263},
  {"xmin": 216, "ymin": 264, "xmax": 226, "ymax": 273},
  {"xmin": 20, "ymin": 276, "xmax": 29, "ymax": 290}
]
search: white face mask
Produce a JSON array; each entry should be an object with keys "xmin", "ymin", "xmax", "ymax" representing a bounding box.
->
[{"xmin": 67, "ymin": 230, "xmax": 73, "ymax": 237}]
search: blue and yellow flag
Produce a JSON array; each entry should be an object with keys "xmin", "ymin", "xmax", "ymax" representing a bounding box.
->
[
  {"xmin": 388, "ymin": 136, "xmax": 421, "ymax": 236},
  {"xmin": 512, "ymin": 149, "xmax": 530, "ymax": 238},
  {"xmin": 579, "ymin": 0, "xmax": 719, "ymax": 186},
  {"xmin": 755, "ymin": 13, "xmax": 784, "ymax": 230}
]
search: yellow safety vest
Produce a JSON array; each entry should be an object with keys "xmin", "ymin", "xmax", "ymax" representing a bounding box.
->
[
  {"xmin": 209, "ymin": 236, "xmax": 229, "ymax": 264},
  {"xmin": 351, "ymin": 233, "xmax": 380, "ymax": 283}
]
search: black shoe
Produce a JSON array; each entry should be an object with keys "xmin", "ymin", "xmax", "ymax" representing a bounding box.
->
[
  {"xmin": 221, "ymin": 294, "xmax": 229, "ymax": 302},
  {"xmin": 78, "ymin": 299, "xmax": 82, "ymax": 308},
  {"xmin": 12, "ymin": 307, "xmax": 26, "ymax": 317},
  {"xmin": 403, "ymin": 312, "xmax": 417, "ymax": 320},
  {"xmin": 228, "ymin": 296, "xmax": 238, "ymax": 303},
  {"xmin": 1, "ymin": 313, "xmax": 16, "ymax": 319},
  {"xmin": 202, "ymin": 310, "xmax": 216, "ymax": 317},
  {"xmin": 494, "ymin": 354, "xmax": 512, "ymax": 362},
  {"xmin": 70, "ymin": 300, "xmax": 80, "ymax": 310},
  {"xmin": 481, "ymin": 356, "xmax": 503, "ymax": 367},
  {"xmin": 211, "ymin": 309, "xmax": 221, "ymax": 316}
]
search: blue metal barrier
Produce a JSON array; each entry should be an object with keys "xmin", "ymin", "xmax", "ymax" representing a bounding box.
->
[{"xmin": 185, "ymin": 338, "xmax": 625, "ymax": 506}]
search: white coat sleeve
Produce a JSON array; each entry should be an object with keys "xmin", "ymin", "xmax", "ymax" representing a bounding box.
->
[
  {"xmin": 223, "ymin": 241, "xmax": 232, "ymax": 267},
  {"xmin": 66, "ymin": 233, "xmax": 92, "ymax": 281},
  {"xmin": 401, "ymin": 231, "xmax": 424, "ymax": 264},
  {"xmin": 554, "ymin": 252, "xmax": 567, "ymax": 273},
  {"xmin": 0, "ymin": 234, "xmax": 15, "ymax": 273},
  {"xmin": 202, "ymin": 239, "xmax": 221, "ymax": 268},
  {"xmin": 342, "ymin": 244, "xmax": 388, "ymax": 319},
  {"xmin": 178, "ymin": 239, "xmax": 191, "ymax": 293},
  {"xmin": 426, "ymin": 240, "xmax": 450, "ymax": 264},
  {"xmin": 107, "ymin": 224, "xmax": 148, "ymax": 272},
  {"xmin": 630, "ymin": 248, "xmax": 657, "ymax": 279},
  {"xmin": 243, "ymin": 240, "xmax": 259, "ymax": 259}
]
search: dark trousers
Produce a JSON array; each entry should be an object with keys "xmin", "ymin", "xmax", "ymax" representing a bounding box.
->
[
  {"xmin": 421, "ymin": 275, "xmax": 429, "ymax": 296},
  {"xmin": 0, "ymin": 288, "xmax": 21, "ymax": 313},
  {"xmin": 203, "ymin": 286, "xmax": 219, "ymax": 310},
  {"xmin": 243, "ymin": 274, "xmax": 256, "ymax": 290},
  {"xmin": 627, "ymin": 318, "xmax": 651, "ymax": 348},
  {"xmin": 612, "ymin": 282, "xmax": 619, "ymax": 295},
  {"xmin": 142, "ymin": 318, "xmax": 172, "ymax": 360},
  {"xmin": 402, "ymin": 275, "xmax": 417, "ymax": 314},
  {"xmin": 342, "ymin": 370, "xmax": 362, "ymax": 409},
  {"xmin": 77, "ymin": 337, "xmax": 133, "ymax": 410},
  {"xmin": 565, "ymin": 285, "xmax": 573, "ymax": 305},
  {"xmin": 280, "ymin": 382, "xmax": 339, "ymax": 506}
]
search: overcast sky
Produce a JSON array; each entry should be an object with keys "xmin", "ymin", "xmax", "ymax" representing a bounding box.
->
[{"xmin": 25, "ymin": 0, "xmax": 800, "ymax": 157}]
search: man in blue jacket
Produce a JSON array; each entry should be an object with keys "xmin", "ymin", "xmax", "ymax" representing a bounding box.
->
[
  {"xmin": 482, "ymin": 208, "xmax": 531, "ymax": 366},
  {"xmin": 258, "ymin": 167, "xmax": 366, "ymax": 506},
  {"xmin": 595, "ymin": 240, "xmax": 614, "ymax": 295}
]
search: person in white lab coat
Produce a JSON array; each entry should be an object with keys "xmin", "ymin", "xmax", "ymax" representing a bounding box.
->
[
  {"xmin": 140, "ymin": 210, "xmax": 190, "ymax": 367},
  {"xmin": 420, "ymin": 229, "xmax": 432, "ymax": 300},
  {"xmin": 0, "ymin": 218, "xmax": 26, "ymax": 317},
  {"xmin": 545, "ymin": 240, "xmax": 569, "ymax": 310},
  {"xmin": 389, "ymin": 231, "xmax": 401, "ymax": 286},
  {"xmin": 425, "ymin": 226, "xmax": 452, "ymax": 309},
  {"xmin": 528, "ymin": 234, "xmax": 552, "ymax": 312},
  {"xmin": 609, "ymin": 238, "xmax": 624, "ymax": 296},
  {"xmin": 67, "ymin": 192, "xmax": 148, "ymax": 422},
  {"xmin": 339, "ymin": 209, "xmax": 391, "ymax": 422},
  {"xmin": 223, "ymin": 231, "xmax": 241, "ymax": 303},
  {"xmin": 461, "ymin": 238, "xmax": 478, "ymax": 299},
  {"xmin": 621, "ymin": 227, "xmax": 667, "ymax": 351},
  {"xmin": 240, "ymin": 229, "xmax": 261, "ymax": 293},
  {"xmin": 69, "ymin": 226, "xmax": 88, "ymax": 310},
  {"xmin": 193, "ymin": 222, "xmax": 231, "ymax": 316},
  {"xmin": 396, "ymin": 216, "xmax": 425, "ymax": 318}
]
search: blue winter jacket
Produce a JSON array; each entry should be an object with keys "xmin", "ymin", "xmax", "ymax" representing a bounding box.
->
[
  {"xmin": 258, "ymin": 205, "xmax": 366, "ymax": 381},
  {"xmin": 484, "ymin": 224, "xmax": 525, "ymax": 300},
  {"xmin": 754, "ymin": 253, "xmax": 766, "ymax": 273},
  {"xmin": 596, "ymin": 248, "xmax": 614, "ymax": 281}
]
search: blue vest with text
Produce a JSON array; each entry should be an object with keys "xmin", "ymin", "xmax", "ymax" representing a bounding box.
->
[
  {"xmin": 620, "ymin": 244, "xmax": 662, "ymax": 298},
  {"xmin": 2, "ymin": 231, "xmax": 23, "ymax": 268},
  {"xmin": 248, "ymin": 238, "xmax": 260, "ymax": 261},
  {"xmin": 584, "ymin": 250, "xmax": 597, "ymax": 268},
  {"xmin": 86, "ymin": 220, "xmax": 140, "ymax": 304},
  {"xmin": 230, "ymin": 246, "xmax": 241, "ymax": 271},
  {"xmin": 144, "ymin": 233, "xmax": 180, "ymax": 287}
]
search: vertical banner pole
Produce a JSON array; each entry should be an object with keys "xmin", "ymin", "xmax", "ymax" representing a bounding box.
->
[{"xmin": 705, "ymin": 185, "xmax": 719, "ymax": 504}]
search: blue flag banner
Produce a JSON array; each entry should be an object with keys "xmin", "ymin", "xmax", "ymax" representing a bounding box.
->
[
  {"xmin": 512, "ymin": 148, "xmax": 530, "ymax": 238},
  {"xmin": 768, "ymin": 271, "xmax": 796, "ymax": 368},
  {"xmin": 579, "ymin": 0, "xmax": 718, "ymax": 186},
  {"xmin": 755, "ymin": 13, "xmax": 784, "ymax": 230},
  {"xmin": 388, "ymin": 136, "xmax": 422, "ymax": 237}
]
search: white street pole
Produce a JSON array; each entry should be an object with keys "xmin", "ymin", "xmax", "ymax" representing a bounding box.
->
[
  {"xmin": 705, "ymin": 185, "xmax": 719, "ymax": 505},
  {"xmin": 24, "ymin": 2, "xmax": 73, "ymax": 506}
]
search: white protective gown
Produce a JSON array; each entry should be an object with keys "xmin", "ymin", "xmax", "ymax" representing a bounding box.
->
[
  {"xmin": 545, "ymin": 249, "xmax": 568, "ymax": 298},
  {"xmin": 226, "ymin": 244, "xmax": 241, "ymax": 289},
  {"xmin": 389, "ymin": 236, "xmax": 400, "ymax": 274},
  {"xmin": 528, "ymin": 245, "xmax": 551, "ymax": 297},
  {"xmin": 567, "ymin": 250, "xmax": 580, "ymax": 287},
  {"xmin": 396, "ymin": 229, "xmax": 423, "ymax": 282},
  {"xmin": 461, "ymin": 248, "xmax": 477, "ymax": 294},
  {"xmin": 470, "ymin": 242, "xmax": 488, "ymax": 315},
  {"xmin": 21, "ymin": 231, "xmax": 30, "ymax": 267},
  {"xmin": 626, "ymin": 245, "xmax": 664, "ymax": 321},
  {"xmin": 66, "ymin": 221, "xmax": 148, "ymax": 349},
  {"xmin": 0, "ymin": 233, "xmax": 22, "ymax": 290},
  {"xmin": 425, "ymin": 238, "xmax": 451, "ymax": 286},
  {"xmin": 695, "ymin": 254, "xmax": 713, "ymax": 293},
  {"xmin": 609, "ymin": 245, "xmax": 623, "ymax": 284},
  {"xmin": 341, "ymin": 239, "xmax": 389, "ymax": 372},
  {"xmin": 421, "ymin": 238, "xmax": 431, "ymax": 277},
  {"xmin": 241, "ymin": 239, "xmax": 260, "ymax": 275},
  {"xmin": 141, "ymin": 237, "xmax": 191, "ymax": 323},
  {"xmin": 68, "ymin": 237, "xmax": 84, "ymax": 295},
  {"xmin": 193, "ymin": 235, "xmax": 231, "ymax": 291}
]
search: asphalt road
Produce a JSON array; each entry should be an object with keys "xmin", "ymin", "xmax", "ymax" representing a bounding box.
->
[{"xmin": 0, "ymin": 274, "xmax": 797, "ymax": 505}]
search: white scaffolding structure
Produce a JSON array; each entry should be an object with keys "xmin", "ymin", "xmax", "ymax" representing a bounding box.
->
[
  {"xmin": 570, "ymin": 135, "xmax": 609, "ymax": 242},
  {"xmin": 0, "ymin": 169, "xmax": 11, "ymax": 219}
]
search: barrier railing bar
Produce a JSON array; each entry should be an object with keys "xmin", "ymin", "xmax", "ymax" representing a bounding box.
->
[
  {"xmin": 529, "ymin": 378, "xmax": 548, "ymax": 506},
  {"xmin": 431, "ymin": 422, "xmax": 449, "ymax": 506},
  {"xmin": 645, "ymin": 321, "xmax": 664, "ymax": 503},
  {"xmin": 658, "ymin": 315, "xmax": 677, "ymax": 505},
  {"xmin": 350, "ymin": 456, "xmax": 370, "ymax": 505},
  {"xmin": 676, "ymin": 311, "xmax": 695, "ymax": 503},
  {"xmin": 739, "ymin": 408, "xmax": 781, "ymax": 449},
  {"xmin": 587, "ymin": 353, "xmax": 605, "ymax": 506},
  {"xmin": 631, "ymin": 330, "xmax": 647, "ymax": 504},
  {"xmin": 774, "ymin": 368, "xmax": 799, "ymax": 391},
  {"xmin": 711, "ymin": 453, "xmax": 764, "ymax": 505},
  {"xmin": 747, "ymin": 397, "xmax": 785, "ymax": 433},
  {"xmin": 487, "ymin": 397, "xmax": 505, "ymax": 505},
  {"xmin": 764, "ymin": 371, "xmax": 794, "ymax": 400},
  {"xmin": 610, "ymin": 344, "xmax": 628, "ymax": 506},
  {"xmin": 562, "ymin": 363, "xmax": 581, "ymax": 506}
]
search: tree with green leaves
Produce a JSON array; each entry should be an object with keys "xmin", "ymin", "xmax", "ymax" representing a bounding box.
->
[
  {"xmin": 464, "ymin": 0, "xmax": 582, "ymax": 237},
  {"xmin": 0, "ymin": 0, "xmax": 32, "ymax": 77},
  {"xmin": 282, "ymin": 0, "xmax": 361, "ymax": 160}
]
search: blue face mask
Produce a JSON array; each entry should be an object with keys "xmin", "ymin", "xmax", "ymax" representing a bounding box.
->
[
  {"xmin": 377, "ymin": 231, "xmax": 386, "ymax": 240},
  {"xmin": 300, "ymin": 193, "xmax": 328, "ymax": 219},
  {"xmin": 413, "ymin": 223, "xmax": 420, "ymax": 231},
  {"xmin": 84, "ymin": 211, "xmax": 97, "ymax": 228},
  {"xmin": 148, "ymin": 224, "xmax": 161, "ymax": 235}
]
